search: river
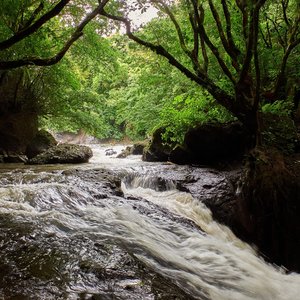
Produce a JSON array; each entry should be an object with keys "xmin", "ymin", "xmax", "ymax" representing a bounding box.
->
[{"xmin": 0, "ymin": 144, "xmax": 299, "ymax": 300}]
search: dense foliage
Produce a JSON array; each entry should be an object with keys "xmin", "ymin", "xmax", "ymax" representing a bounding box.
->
[{"xmin": 0, "ymin": 0, "xmax": 299, "ymax": 145}]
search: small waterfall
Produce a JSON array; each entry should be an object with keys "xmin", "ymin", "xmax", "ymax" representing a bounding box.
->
[
  {"xmin": 0, "ymin": 145, "xmax": 299, "ymax": 299},
  {"xmin": 123, "ymin": 172, "xmax": 177, "ymax": 191},
  {"xmin": 120, "ymin": 173, "xmax": 300, "ymax": 300}
]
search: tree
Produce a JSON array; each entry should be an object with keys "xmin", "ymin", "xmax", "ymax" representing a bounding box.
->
[
  {"xmin": 99, "ymin": 0, "xmax": 300, "ymax": 146},
  {"xmin": 39, "ymin": 26, "xmax": 124, "ymax": 140},
  {"xmin": 0, "ymin": 0, "xmax": 120, "ymax": 153},
  {"xmin": 0, "ymin": 0, "xmax": 111, "ymax": 69},
  {"xmin": 108, "ymin": 34, "xmax": 233, "ymax": 141}
]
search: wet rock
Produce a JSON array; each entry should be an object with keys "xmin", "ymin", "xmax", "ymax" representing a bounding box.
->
[
  {"xmin": 0, "ymin": 154, "xmax": 27, "ymax": 163},
  {"xmin": 117, "ymin": 146, "xmax": 132, "ymax": 158},
  {"xmin": 26, "ymin": 144, "xmax": 93, "ymax": 164},
  {"xmin": 67, "ymin": 168, "xmax": 124, "ymax": 197},
  {"xmin": 0, "ymin": 219, "xmax": 192, "ymax": 300},
  {"xmin": 169, "ymin": 145, "xmax": 191, "ymax": 165},
  {"xmin": 142, "ymin": 128, "xmax": 173, "ymax": 162},
  {"xmin": 177, "ymin": 167, "xmax": 241, "ymax": 227},
  {"xmin": 25, "ymin": 129, "xmax": 57, "ymax": 159},
  {"xmin": 182, "ymin": 122, "xmax": 250, "ymax": 165},
  {"xmin": 131, "ymin": 141, "xmax": 147, "ymax": 155},
  {"xmin": 117, "ymin": 142, "xmax": 147, "ymax": 159},
  {"xmin": 105, "ymin": 148, "xmax": 117, "ymax": 156}
]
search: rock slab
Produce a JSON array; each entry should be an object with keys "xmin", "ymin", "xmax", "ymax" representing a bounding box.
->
[{"xmin": 27, "ymin": 144, "xmax": 93, "ymax": 164}]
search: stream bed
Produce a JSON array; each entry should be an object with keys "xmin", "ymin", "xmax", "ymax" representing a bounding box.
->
[{"xmin": 0, "ymin": 145, "xmax": 299, "ymax": 300}]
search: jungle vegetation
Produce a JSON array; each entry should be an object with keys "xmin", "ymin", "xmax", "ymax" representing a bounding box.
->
[{"xmin": 0, "ymin": 0, "xmax": 299, "ymax": 146}]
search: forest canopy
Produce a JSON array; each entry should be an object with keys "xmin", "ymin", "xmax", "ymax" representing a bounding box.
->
[{"xmin": 0, "ymin": 0, "xmax": 299, "ymax": 144}]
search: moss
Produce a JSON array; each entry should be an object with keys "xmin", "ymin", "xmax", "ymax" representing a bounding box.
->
[{"xmin": 261, "ymin": 113, "xmax": 298, "ymax": 154}]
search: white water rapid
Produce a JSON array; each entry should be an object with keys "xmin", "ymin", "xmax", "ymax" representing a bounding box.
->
[{"xmin": 0, "ymin": 144, "xmax": 299, "ymax": 300}]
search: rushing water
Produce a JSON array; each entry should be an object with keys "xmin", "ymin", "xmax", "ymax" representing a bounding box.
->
[{"xmin": 0, "ymin": 144, "xmax": 299, "ymax": 300}]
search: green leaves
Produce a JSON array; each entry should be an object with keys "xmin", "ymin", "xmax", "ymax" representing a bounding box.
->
[
  {"xmin": 159, "ymin": 91, "xmax": 234, "ymax": 143},
  {"xmin": 262, "ymin": 99, "xmax": 294, "ymax": 116}
]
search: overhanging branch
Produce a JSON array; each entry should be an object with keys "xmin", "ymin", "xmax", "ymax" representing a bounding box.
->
[
  {"xmin": 99, "ymin": 8, "xmax": 239, "ymax": 117},
  {"xmin": 0, "ymin": 0, "xmax": 71, "ymax": 51},
  {"xmin": 0, "ymin": 0, "xmax": 110, "ymax": 69}
]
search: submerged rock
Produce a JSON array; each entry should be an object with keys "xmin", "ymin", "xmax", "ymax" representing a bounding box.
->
[
  {"xmin": 105, "ymin": 148, "xmax": 117, "ymax": 156},
  {"xmin": 26, "ymin": 143, "xmax": 93, "ymax": 164}
]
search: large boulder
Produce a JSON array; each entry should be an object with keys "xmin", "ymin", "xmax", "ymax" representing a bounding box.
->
[
  {"xmin": 142, "ymin": 128, "xmax": 173, "ymax": 162},
  {"xmin": 142, "ymin": 123, "xmax": 251, "ymax": 165},
  {"xmin": 27, "ymin": 144, "xmax": 93, "ymax": 165},
  {"xmin": 131, "ymin": 141, "xmax": 147, "ymax": 155},
  {"xmin": 0, "ymin": 112, "xmax": 38, "ymax": 163},
  {"xmin": 0, "ymin": 70, "xmax": 39, "ymax": 156},
  {"xmin": 169, "ymin": 145, "xmax": 191, "ymax": 165},
  {"xmin": 26, "ymin": 130, "xmax": 58, "ymax": 159},
  {"xmin": 181, "ymin": 122, "xmax": 250, "ymax": 165}
]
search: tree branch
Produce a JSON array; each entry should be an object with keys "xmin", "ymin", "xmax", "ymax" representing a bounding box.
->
[
  {"xmin": 99, "ymin": 8, "xmax": 239, "ymax": 116},
  {"xmin": 273, "ymin": 37, "xmax": 300, "ymax": 97},
  {"xmin": 221, "ymin": 0, "xmax": 241, "ymax": 65},
  {"xmin": 259, "ymin": 14, "xmax": 272, "ymax": 48},
  {"xmin": 266, "ymin": 16, "xmax": 286, "ymax": 48},
  {"xmin": 197, "ymin": 4, "xmax": 236, "ymax": 84},
  {"xmin": 281, "ymin": 0, "xmax": 290, "ymax": 26},
  {"xmin": 19, "ymin": 1, "xmax": 45, "ymax": 32},
  {"xmin": 235, "ymin": 0, "xmax": 249, "ymax": 40},
  {"xmin": 153, "ymin": 0, "xmax": 202, "ymax": 74},
  {"xmin": 208, "ymin": 0, "xmax": 239, "ymax": 71},
  {"xmin": 0, "ymin": 0, "xmax": 70, "ymax": 51},
  {"xmin": 238, "ymin": 1, "xmax": 266, "ymax": 84},
  {"xmin": 0, "ymin": 0, "xmax": 110, "ymax": 69},
  {"xmin": 189, "ymin": 0, "xmax": 209, "ymax": 73}
]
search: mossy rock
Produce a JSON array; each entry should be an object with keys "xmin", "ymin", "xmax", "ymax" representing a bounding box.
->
[
  {"xmin": 26, "ymin": 130, "xmax": 57, "ymax": 159},
  {"xmin": 26, "ymin": 144, "xmax": 93, "ymax": 164},
  {"xmin": 142, "ymin": 128, "xmax": 173, "ymax": 162}
]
